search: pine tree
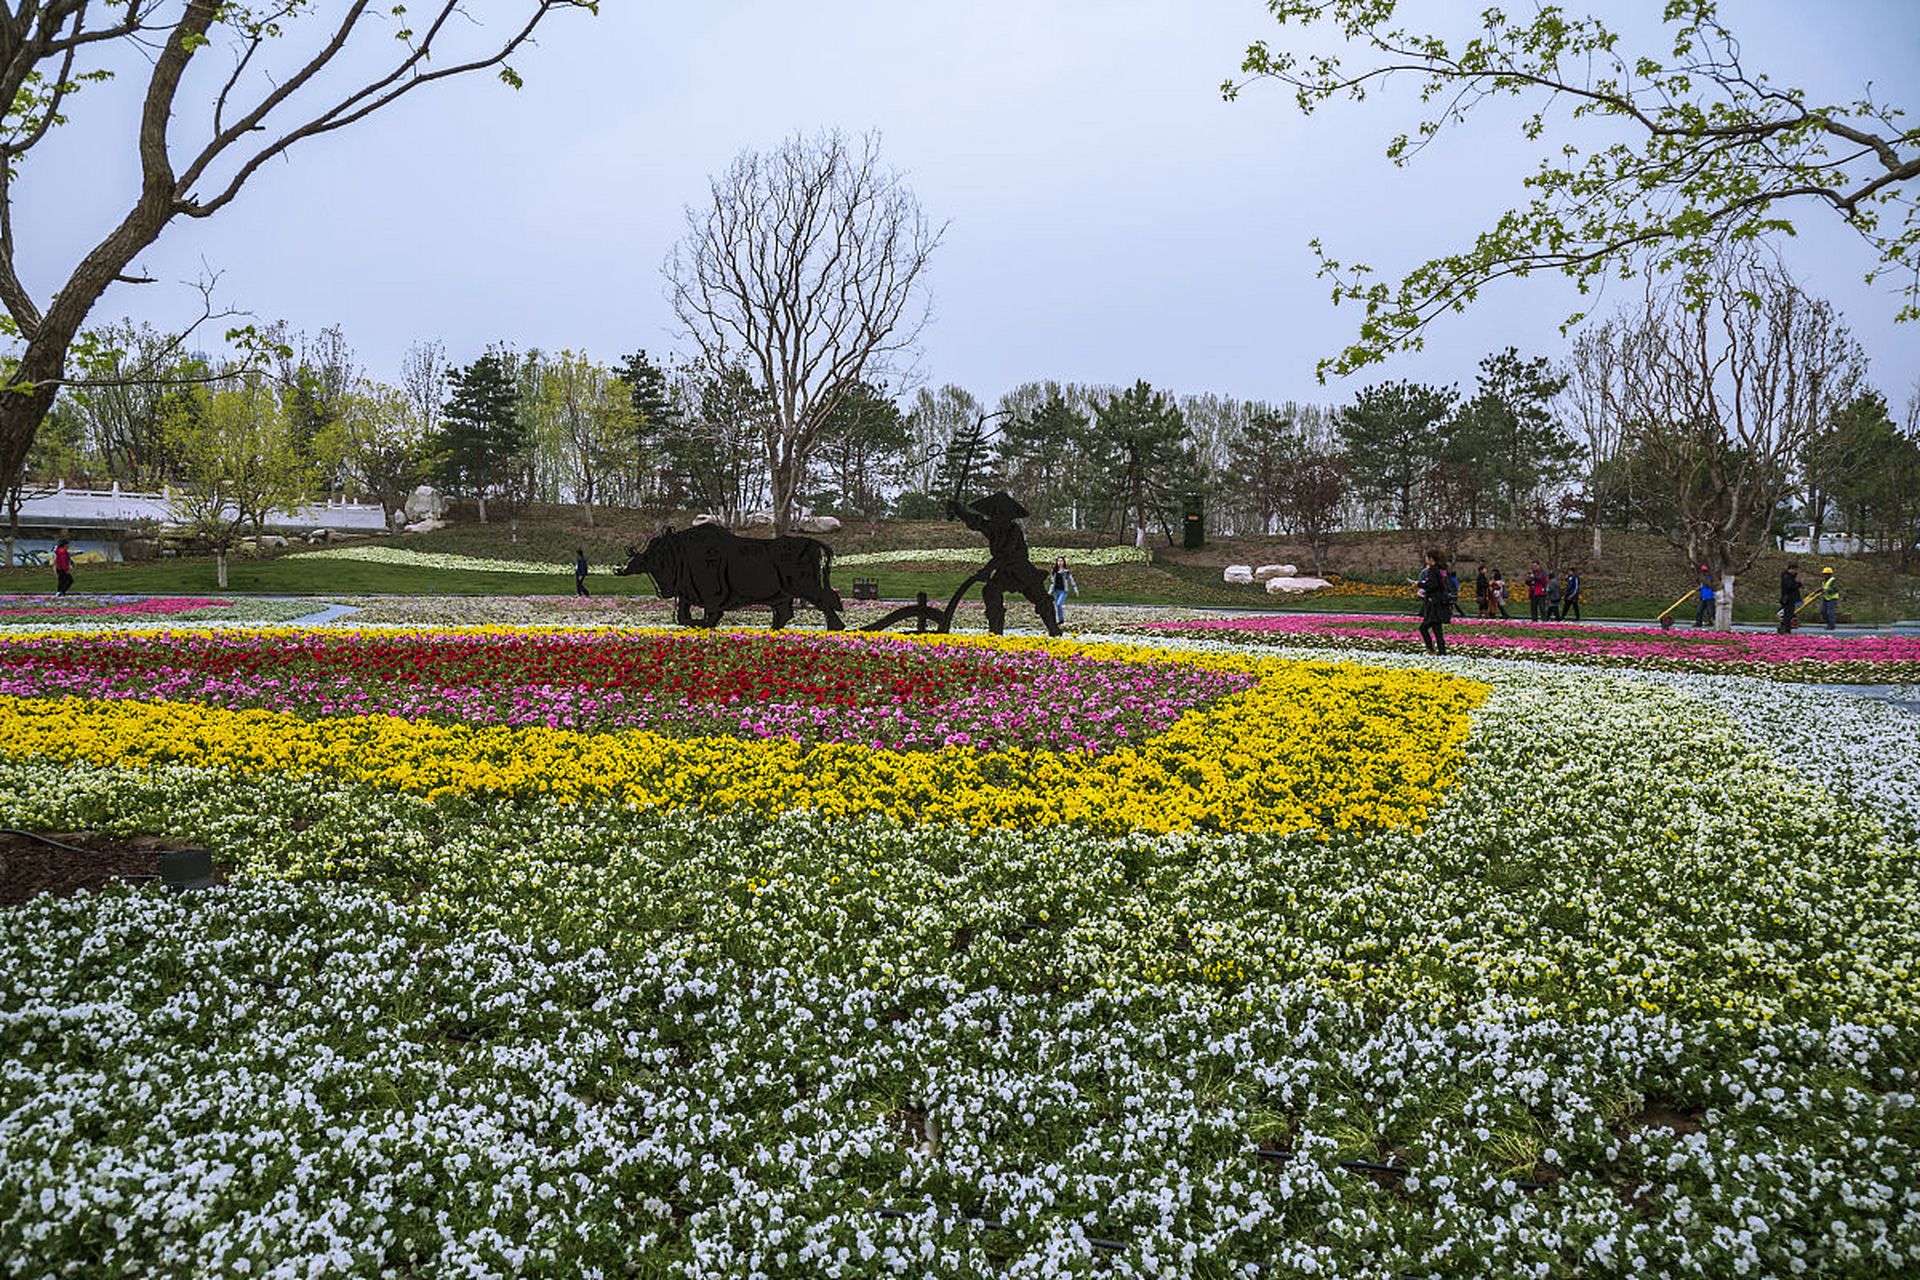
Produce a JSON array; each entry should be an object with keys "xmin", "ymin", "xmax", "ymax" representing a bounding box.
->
[
  {"xmin": 1092, "ymin": 380, "xmax": 1199, "ymax": 547},
  {"xmin": 436, "ymin": 350, "xmax": 526, "ymax": 523},
  {"xmin": 617, "ymin": 349, "xmax": 677, "ymax": 507},
  {"xmin": 932, "ymin": 411, "xmax": 1003, "ymax": 503},
  {"xmin": 997, "ymin": 394, "xmax": 1089, "ymax": 527},
  {"xmin": 1335, "ymin": 380, "xmax": 1457, "ymax": 529}
]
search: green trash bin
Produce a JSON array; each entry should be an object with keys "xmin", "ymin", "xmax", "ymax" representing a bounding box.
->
[{"xmin": 1182, "ymin": 493, "xmax": 1204, "ymax": 550}]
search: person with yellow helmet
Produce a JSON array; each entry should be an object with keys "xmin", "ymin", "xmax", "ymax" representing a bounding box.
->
[{"xmin": 1818, "ymin": 566, "xmax": 1841, "ymax": 630}]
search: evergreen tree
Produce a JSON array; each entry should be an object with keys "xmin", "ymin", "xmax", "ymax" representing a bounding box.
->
[
  {"xmin": 670, "ymin": 364, "xmax": 770, "ymax": 525},
  {"xmin": 1335, "ymin": 380, "xmax": 1457, "ymax": 529},
  {"xmin": 435, "ymin": 349, "xmax": 526, "ymax": 523},
  {"xmin": 1224, "ymin": 409, "xmax": 1300, "ymax": 534},
  {"xmin": 997, "ymin": 393, "xmax": 1090, "ymax": 527},
  {"xmin": 617, "ymin": 349, "xmax": 678, "ymax": 507},
  {"xmin": 1448, "ymin": 348, "xmax": 1575, "ymax": 525},
  {"xmin": 1091, "ymin": 380, "xmax": 1199, "ymax": 547},
  {"xmin": 810, "ymin": 381, "xmax": 908, "ymax": 517},
  {"xmin": 932, "ymin": 411, "xmax": 1003, "ymax": 503}
]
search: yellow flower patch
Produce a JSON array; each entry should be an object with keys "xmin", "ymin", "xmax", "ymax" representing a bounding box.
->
[{"xmin": 0, "ymin": 630, "xmax": 1485, "ymax": 835}]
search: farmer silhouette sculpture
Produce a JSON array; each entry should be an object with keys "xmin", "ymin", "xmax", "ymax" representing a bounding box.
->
[{"xmin": 947, "ymin": 491, "xmax": 1061, "ymax": 636}]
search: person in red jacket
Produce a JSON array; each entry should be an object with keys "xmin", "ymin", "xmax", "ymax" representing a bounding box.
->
[
  {"xmin": 52, "ymin": 539, "xmax": 74, "ymax": 596},
  {"xmin": 1527, "ymin": 561, "xmax": 1548, "ymax": 622}
]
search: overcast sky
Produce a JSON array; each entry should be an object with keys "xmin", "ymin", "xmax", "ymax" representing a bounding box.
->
[{"xmin": 20, "ymin": 1, "xmax": 1920, "ymax": 409}]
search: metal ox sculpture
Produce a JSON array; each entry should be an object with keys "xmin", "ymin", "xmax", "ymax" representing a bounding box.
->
[{"xmin": 617, "ymin": 523, "xmax": 845, "ymax": 630}]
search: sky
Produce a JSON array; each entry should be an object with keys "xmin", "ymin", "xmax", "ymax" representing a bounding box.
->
[{"xmin": 17, "ymin": 1, "xmax": 1920, "ymax": 410}]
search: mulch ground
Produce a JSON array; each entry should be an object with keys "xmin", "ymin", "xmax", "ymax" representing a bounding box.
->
[{"xmin": 0, "ymin": 830, "xmax": 217, "ymax": 905}]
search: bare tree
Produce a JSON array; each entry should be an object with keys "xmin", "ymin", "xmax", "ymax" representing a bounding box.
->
[
  {"xmin": 0, "ymin": 2, "xmax": 594, "ymax": 499},
  {"xmin": 1559, "ymin": 324, "xmax": 1631, "ymax": 562},
  {"xmin": 667, "ymin": 130, "xmax": 942, "ymax": 536},
  {"xmin": 1274, "ymin": 448, "xmax": 1348, "ymax": 577},
  {"xmin": 1602, "ymin": 250, "xmax": 1866, "ymax": 628},
  {"xmin": 400, "ymin": 340, "xmax": 449, "ymax": 446}
]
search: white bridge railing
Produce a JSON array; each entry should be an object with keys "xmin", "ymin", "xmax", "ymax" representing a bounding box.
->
[{"xmin": 13, "ymin": 483, "xmax": 388, "ymax": 533}]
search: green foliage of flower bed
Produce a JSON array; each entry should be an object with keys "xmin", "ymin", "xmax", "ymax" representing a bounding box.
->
[{"xmin": 0, "ymin": 639, "xmax": 1916, "ymax": 1277}]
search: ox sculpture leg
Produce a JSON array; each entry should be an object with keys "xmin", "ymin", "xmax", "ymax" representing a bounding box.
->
[{"xmin": 770, "ymin": 599, "xmax": 795, "ymax": 630}]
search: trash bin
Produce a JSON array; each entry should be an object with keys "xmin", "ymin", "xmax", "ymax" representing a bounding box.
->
[{"xmin": 1182, "ymin": 493, "xmax": 1204, "ymax": 550}]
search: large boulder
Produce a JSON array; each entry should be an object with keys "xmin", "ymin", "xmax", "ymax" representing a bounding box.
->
[
  {"xmin": 795, "ymin": 514, "xmax": 842, "ymax": 534},
  {"xmin": 402, "ymin": 517, "xmax": 447, "ymax": 536},
  {"xmin": 736, "ymin": 510, "xmax": 775, "ymax": 528},
  {"xmin": 403, "ymin": 485, "xmax": 448, "ymax": 523},
  {"xmin": 1253, "ymin": 563, "xmax": 1293, "ymax": 581},
  {"xmin": 1266, "ymin": 575, "xmax": 1332, "ymax": 594},
  {"xmin": 258, "ymin": 534, "xmax": 289, "ymax": 550},
  {"xmin": 1223, "ymin": 564, "xmax": 1255, "ymax": 585}
]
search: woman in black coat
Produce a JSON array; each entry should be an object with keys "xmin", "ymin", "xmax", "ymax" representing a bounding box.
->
[{"xmin": 1417, "ymin": 548, "xmax": 1452, "ymax": 655}]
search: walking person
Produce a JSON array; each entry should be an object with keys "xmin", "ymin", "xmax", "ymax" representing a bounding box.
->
[
  {"xmin": 52, "ymin": 538, "xmax": 74, "ymax": 596},
  {"xmin": 1528, "ymin": 561, "xmax": 1548, "ymax": 622},
  {"xmin": 1545, "ymin": 572, "xmax": 1563, "ymax": 622},
  {"xmin": 574, "ymin": 548, "xmax": 591, "ymax": 597},
  {"xmin": 1489, "ymin": 568, "xmax": 1511, "ymax": 620},
  {"xmin": 1417, "ymin": 549, "xmax": 1452, "ymax": 655},
  {"xmin": 1560, "ymin": 569, "xmax": 1582, "ymax": 622},
  {"xmin": 1818, "ymin": 565, "xmax": 1841, "ymax": 630},
  {"xmin": 1694, "ymin": 566, "xmax": 1715, "ymax": 628},
  {"xmin": 1048, "ymin": 556, "xmax": 1080, "ymax": 627},
  {"xmin": 1777, "ymin": 562, "xmax": 1802, "ymax": 634},
  {"xmin": 1474, "ymin": 564, "xmax": 1491, "ymax": 617}
]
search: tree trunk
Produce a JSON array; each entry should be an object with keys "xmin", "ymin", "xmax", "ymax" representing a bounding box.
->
[
  {"xmin": 476, "ymin": 494, "xmax": 488, "ymax": 524},
  {"xmin": 1591, "ymin": 523, "xmax": 1603, "ymax": 562},
  {"xmin": 582, "ymin": 496, "xmax": 595, "ymax": 528},
  {"xmin": 769, "ymin": 455, "xmax": 799, "ymax": 538},
  {"xmin": 1716, "ymin": 573, "xmax": 1735, "ymax": 630},
  {"xmin": 215, "ymin": 550, "xmax": 229, "ymax": 590}
]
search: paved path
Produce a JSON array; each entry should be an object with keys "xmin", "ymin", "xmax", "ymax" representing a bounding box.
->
[
  {"xmin": 1802, "ymin": 683, "xmax": 1920, "ymax": 716},
  {"xmin": 281, "ymin": 601, "xmax": 361, "ymax": 626}
]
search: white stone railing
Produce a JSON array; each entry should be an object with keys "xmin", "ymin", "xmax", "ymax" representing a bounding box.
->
[{"xmin": 13, "ymin": 483, "xmax": 388, "ymax": 533}]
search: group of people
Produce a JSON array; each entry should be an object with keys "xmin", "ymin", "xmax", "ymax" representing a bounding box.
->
[
  {"xmin": 1473, "ymin": 561, "xmax": 1581, "ymax": 623},
  {"xmin": 1416, "ymin": 554, "xmax": 1584, "ymax": 655},
  {"xmin": 1773, "ymin": 562, "xmax": 1841, "ymax": 632}
]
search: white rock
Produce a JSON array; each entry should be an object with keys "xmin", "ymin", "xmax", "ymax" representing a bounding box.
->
[
  {"xmin": 795, "ymin": 514, "xmax": 842, "ymax": 534},
  {"xmin": 691, "ymin": 514, "xmax": 722, "ymax": 526},
  {"xmin": 402, "ymin": 517, "xmax": 447, "ymax": 536},
  {"xmin": 258, "ymin": 534, "xmax": 289, "ymax": 550},
  {"xmin": 1278, "ymin": 563, "xmax": 1298, "ymax": 577},
  {"xmin": 1223, "ymin": 564, "xmax": 1255, "ymax": 585},
  {"xmin": 1254, "ymin": 564, "xmax": 1287, "ymax": 580},
  {"xmin": 1266, "ymin": 575, "xmax": 1332, "ymax": 594},
  {"xmin": 403, "ymin": 484, "xmax": 448, "ymax": 522},
  {"xmin": 737, "ymin": 510, "xmax": 775, "ymax": 528}
]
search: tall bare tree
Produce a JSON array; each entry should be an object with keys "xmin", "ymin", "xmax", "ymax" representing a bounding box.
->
[
  {"xmin": 1560, "ymin": 324, "xmax": 1632, "ymax": 563},
  {"xmin": 0, "ymin": 2, "xmax": 594, "ymax": 500},
  {"xmin": 1599, "ymin": 250, "xmax": 1866, "ymax": 628},
  {"xmin": 667, "ymin": 130, "xmax": 941, "ymax": 536}
]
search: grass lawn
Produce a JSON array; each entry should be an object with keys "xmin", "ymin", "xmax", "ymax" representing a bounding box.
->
[{"xmin": 0, "ymin": 547, "xmax": 1882, "ymax": 627}]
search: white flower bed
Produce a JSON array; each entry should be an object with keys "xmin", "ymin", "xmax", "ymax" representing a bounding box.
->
[
  {"xmin": 0, "ymin": 632, "xmax": 1916, "ymax": 1277},
  {"xmin": 295, "ymin": 546, "xmax": 567, "ymax": 575}
]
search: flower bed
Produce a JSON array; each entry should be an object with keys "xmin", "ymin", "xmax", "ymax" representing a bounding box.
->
[
  {"xmin": 0, "ymin": 629, "xmax": 1480, "ymax": 834},
  {"xmin": 1152, "ymin": 611, "xmax": 1920, "ymax": 681},
  {"xmin": 0, "ymin": 627, "xmax": 1915, "ymax": 1278},
  {"xmin": 834, "ymin": 544, "xmax": 1149, "ymax": 567},
  {"xmin": 0, "ymin": 594, "xmax": 233, "ymax": 620}
]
